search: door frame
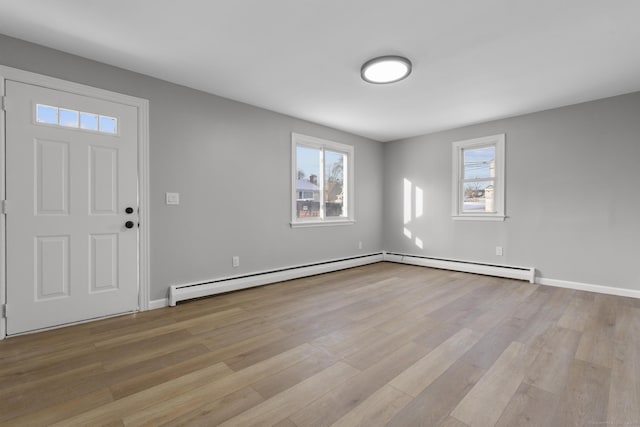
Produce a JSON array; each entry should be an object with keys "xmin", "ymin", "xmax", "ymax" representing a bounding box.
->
[{"xmin": 0, "ymin": 65, "xmax": 151, "ymax": 339}]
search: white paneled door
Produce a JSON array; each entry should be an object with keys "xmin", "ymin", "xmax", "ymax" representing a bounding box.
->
[{"xmin": 5, "ymin": 80, "xmax": 139, "ymax": 335}]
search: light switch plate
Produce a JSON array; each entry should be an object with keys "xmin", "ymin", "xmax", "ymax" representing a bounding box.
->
[{"xmin": 166, "ymin": 192, "xmax": 180, "ymax": 205}]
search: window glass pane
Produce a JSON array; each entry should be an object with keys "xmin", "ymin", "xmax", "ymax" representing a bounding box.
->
[
  {"xmin": 35, "ymin": 104, "xmax": 119, "ymax": 136},
  {"xmin": 59, "ymin": 109, "xmax": 79, "ymax": 128},
  {"xmin": 36, "ymin": 104, "xmax": 58, "ymax": 124},
  {"xmin": 463, "ymin": 180, "xmax": 495, "ymax": 212},
  {"xmin": 463, "ymin": 146, "xmax": 495, "ymax": 179},
  {"xmin": 296, "ymin": 146, "xmax": 321, "ymax": 218},
  {"xmin": 80, "ymin": 112, "xmax": 99, "ymax": 131},
  {"xmin": 324, "ymin": 150, "xmax": 345, "ymax": 217},
  {"xmin": 99, "ymin": 116, "xmax": 117, "ymax": 134}
]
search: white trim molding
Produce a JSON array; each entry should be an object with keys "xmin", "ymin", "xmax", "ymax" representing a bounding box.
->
[
  {"xmin": 536, "ymin": 277, "xmax": 640, "ymax": 299},
  {"xmin": 452, "ymin": 215, "xmax": 506, "ymax": 222},
  {"xmin": 0, "ymin": 73, "xmax": 6, "ymax": 340},
  {"xmin": 384, "ymin": 252, "xmax": 535, "ymax": 283},
  {"xmin": 290, "ymin": 219, "xmax": 356, "ymax": 228},
  {"xmin": 0, "ymin": 65, "xmax": 151, "ymax": 339},
  {"xmin": 452, "ymin": 133, "xmax": 505, "ymax": 221},
  {"xmin": 149, "ymin": 299, "xmax": 170, "ymax": 310},
  {"xmin": 157, "ymin": 265, "xmax": 640, "ymax": 308},
  {"xmin": 170, "ymin": 253, "xmax": 383, "ymax": 306}
]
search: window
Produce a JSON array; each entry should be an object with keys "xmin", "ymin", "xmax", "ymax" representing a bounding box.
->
[
  {"xmin": 298, "ymin": 191, "xmax": 315, "ymax": 200},
  {"xmin": 36, "ymin": 104, "xmax": 118, "ymax": 135},
  {"xmin": 452, "ymin": 134, "xmax": 505, "ymax": 221},
  {"xmin": 291, "ymin": 133, "xmax": 354, "ymax": 227}
]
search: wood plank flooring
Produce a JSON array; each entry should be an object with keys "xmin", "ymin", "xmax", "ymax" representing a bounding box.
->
[{"xmin": 1, "ymin": 262, "xmax": 639, "ymax": 426}]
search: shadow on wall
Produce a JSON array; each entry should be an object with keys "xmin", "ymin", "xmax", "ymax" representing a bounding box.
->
[{"xmin": 403, "ymin": 178, "xmax": 424, "ymax": 250}]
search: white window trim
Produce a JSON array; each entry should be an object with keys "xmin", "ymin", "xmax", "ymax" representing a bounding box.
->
[
  {"xmin": 452, "ymin": 133, "xmax": 505, "ymax": 221},
  {"xmin": 291, "ymin": 133, "xmax": 355, "ymax": 227}
]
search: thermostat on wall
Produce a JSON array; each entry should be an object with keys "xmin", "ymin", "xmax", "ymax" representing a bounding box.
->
[{"xmin": 166, "ymin": 192, "xmax": 180, "ymax": 205}]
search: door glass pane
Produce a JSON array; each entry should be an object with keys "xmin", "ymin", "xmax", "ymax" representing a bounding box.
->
[
  {"xmin": 463, "ymin": 146, "xmax": 495, "ymax": 179},
  {"xmin": 463, "ymin": 180, "xmax": 495, "ymax": 212},
  {"xmin": 324, "ymin": 150, "xmax": 345, "ymax": 217},
  {"xmin": 80, "ymin": 112, "xmax": 99, "ymax": 131},
  {"xmin": 36, "ymin": 104, "xmax": 58, "ymax": 124},
  {"xmin": 36, "ymin": 104, "xmax": 118, "ymax": 136},
  {"xmin": 59, "ymin": 109, "xmax": 79, "ymax": 128},
  {"xmin": 296, "ymin": 145, "xmax": 321, "ymax": 219},
  {"xmin": 99, "ymin": 116, "xmax": 117, "ymax": 134}
]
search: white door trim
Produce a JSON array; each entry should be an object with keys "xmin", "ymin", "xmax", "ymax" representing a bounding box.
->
[{"xmin": 0, "ymin": 65, "xmax": 150, "ymax": 339}]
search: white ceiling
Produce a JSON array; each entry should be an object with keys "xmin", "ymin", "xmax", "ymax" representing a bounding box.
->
[{"xmin": 1, "ymin": 1, "xmax": 639, "ymax": 142}]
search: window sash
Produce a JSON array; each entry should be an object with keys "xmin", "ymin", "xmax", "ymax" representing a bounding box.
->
[
  {"xmin": 461, "ymin": 144, "xmax": 496, "ymax": 180},
  {"xmin": 292, "ymin": 133, "xmax": 354, "ymax": 226},
  {"xmin": 452, "ymin": 134, "xmax": 505, "ymax": 220},
  {"xmin": 460, "ymin": 178, "xmax": 496, "ymax": 213},
  {"xmin": 296, "ymin": 144, "xmax": 348, "ymax": 220}
]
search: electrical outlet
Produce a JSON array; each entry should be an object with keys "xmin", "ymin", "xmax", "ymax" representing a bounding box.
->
[
  {"xmin": 496, "ymin": 246, "xmax": 503, "ymax": 256},
  {"xmin": 358, "ymin": 241, "xmax": 363, "ymax": 250},
  {"xmin": 232, "ymin": 256, "xmax": 240, "ymax": 267},
  {"xmin": 165, "ymin": 192, "xmax": 180, "ymax": 205}
]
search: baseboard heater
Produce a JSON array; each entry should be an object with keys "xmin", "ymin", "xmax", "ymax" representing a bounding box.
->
[
  {"xmin": 384, "ymin": 252, "xmax": 535, "ymax": 283},
  {"xmin": 169, "ymin": 252, "xmax": 384, "ymax": 306}
]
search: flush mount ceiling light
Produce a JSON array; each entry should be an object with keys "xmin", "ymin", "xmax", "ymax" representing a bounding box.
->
[{"xmin": 361, "ymin": 55, "xmax": 412, "ymax": 84}]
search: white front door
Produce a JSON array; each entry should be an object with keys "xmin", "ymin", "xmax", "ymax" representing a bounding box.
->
[{"xmin": 5, "ymin": 80, "xmax": 139, "ymax": 335}]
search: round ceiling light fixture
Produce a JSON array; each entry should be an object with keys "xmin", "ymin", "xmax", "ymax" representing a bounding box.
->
[{"xmin": 361, "ymin": 55, "xmax": 412, "ymax": 84}]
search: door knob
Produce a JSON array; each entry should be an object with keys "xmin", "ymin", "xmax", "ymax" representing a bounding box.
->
[
  {"xmin": 125, "ymin": 221, "xmax": 135, "ymax": 229},
  {"xmin": 125, "ymin": 207, "xmax": 134, "ymax": 214}
]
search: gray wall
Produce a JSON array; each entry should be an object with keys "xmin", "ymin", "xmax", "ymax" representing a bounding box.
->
[
  {"xmin": 383, "ymin": 92, "xmax": 640, "ymax": 290},
  {"xmin": 0, "ymin": 34, "xmax": 384, "ymax": 301},
  {"xmin": 2, "ymin": 33, "xmax": 639, "ymax": 298}
]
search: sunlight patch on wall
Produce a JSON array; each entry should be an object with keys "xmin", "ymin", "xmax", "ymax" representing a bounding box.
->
[
  {"xmin": 402, "ymin": 178, "xmax": 425, "ymax": 250},
  {"xmin": 404, "ymin": 227, "xmax": 412, "ymax": 239},
  {"xmin": 403, "ymin": 178, "xmax": 412, "ymax": 225},
  {"xmin": 415, "ymin": 237, "xmax": 423, "ymax": 249},
  {"xmin": 415, "ymin": 187, "xmax": 423, "ymax": 218}
]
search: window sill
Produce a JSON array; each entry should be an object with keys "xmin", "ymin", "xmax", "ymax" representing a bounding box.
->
[
  {"xmin": 452, "ymin": 215, "xmax": 505, "ymax": 222},
  {"xmin": 290, "ymin": 219, "xmax": 355, "ymax": 228}
]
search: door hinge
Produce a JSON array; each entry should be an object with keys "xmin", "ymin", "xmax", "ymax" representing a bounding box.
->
[
  {"xmin": 1, "ymin": 304, "xmax": 6, "ymax": 318},
  {"xmin": 0, "ymin": 96, "xmax": 6, "ymax": 111},
  {"xmin": 1, "ymin": 200, "xmax": 6, "ymax": 215}
]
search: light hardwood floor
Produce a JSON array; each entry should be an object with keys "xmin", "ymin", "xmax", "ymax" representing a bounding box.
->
[{"xmin": 1, "ymin": 262, "xmax": 639, "ymax": 426}]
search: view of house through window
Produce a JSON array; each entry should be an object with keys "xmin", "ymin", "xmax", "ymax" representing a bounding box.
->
[
  {"xmin": 292, "ymin": 133, "xmax": 354, "ymax": 226},
  {"xmin": 295, "ymin": 147, "xmax": 345, "ymax": 218},
  {"xmin": 462, "ymin": 145, "xmax": 496, "ymax": 212},
  {"xmin": 452, "ymin": 134, "xmax": 505, "ymax": 220},
  {"xmin": 296, "ymin": 145, "xmax": 322, "ymax": 217}
]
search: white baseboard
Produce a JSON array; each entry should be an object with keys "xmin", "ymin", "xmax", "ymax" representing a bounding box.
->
[
  {"xmin": 169, "ymin": 253, "xmax": 384, "ymax": 306},
  {"xmin": 383, "ymin": 252, "xmax": 535, "ymax": 283},
  {"xmin": 114, "ymin": 276, "xmax": 640, "ymax": 314},
  {"xmin": 148, "ymin": 298, "xmax": 169, "ymax": 310},
  {"xmin": 536, "ymin": 277, "xmax": 640, "ymax": 299},
  {"xmin": 161, "ymin": 253, "xmax": 639, "ymax": 310}
]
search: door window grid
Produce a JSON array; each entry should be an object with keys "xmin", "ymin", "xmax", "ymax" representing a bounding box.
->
[{"xmin": 36, "ymin": 104, "xmax": 118, "ymax": 135}]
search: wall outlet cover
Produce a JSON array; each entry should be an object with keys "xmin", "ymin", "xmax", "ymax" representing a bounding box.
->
[{"xmin": 166, "ymin": 192, "xmax": 180, "ymax": 205}]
